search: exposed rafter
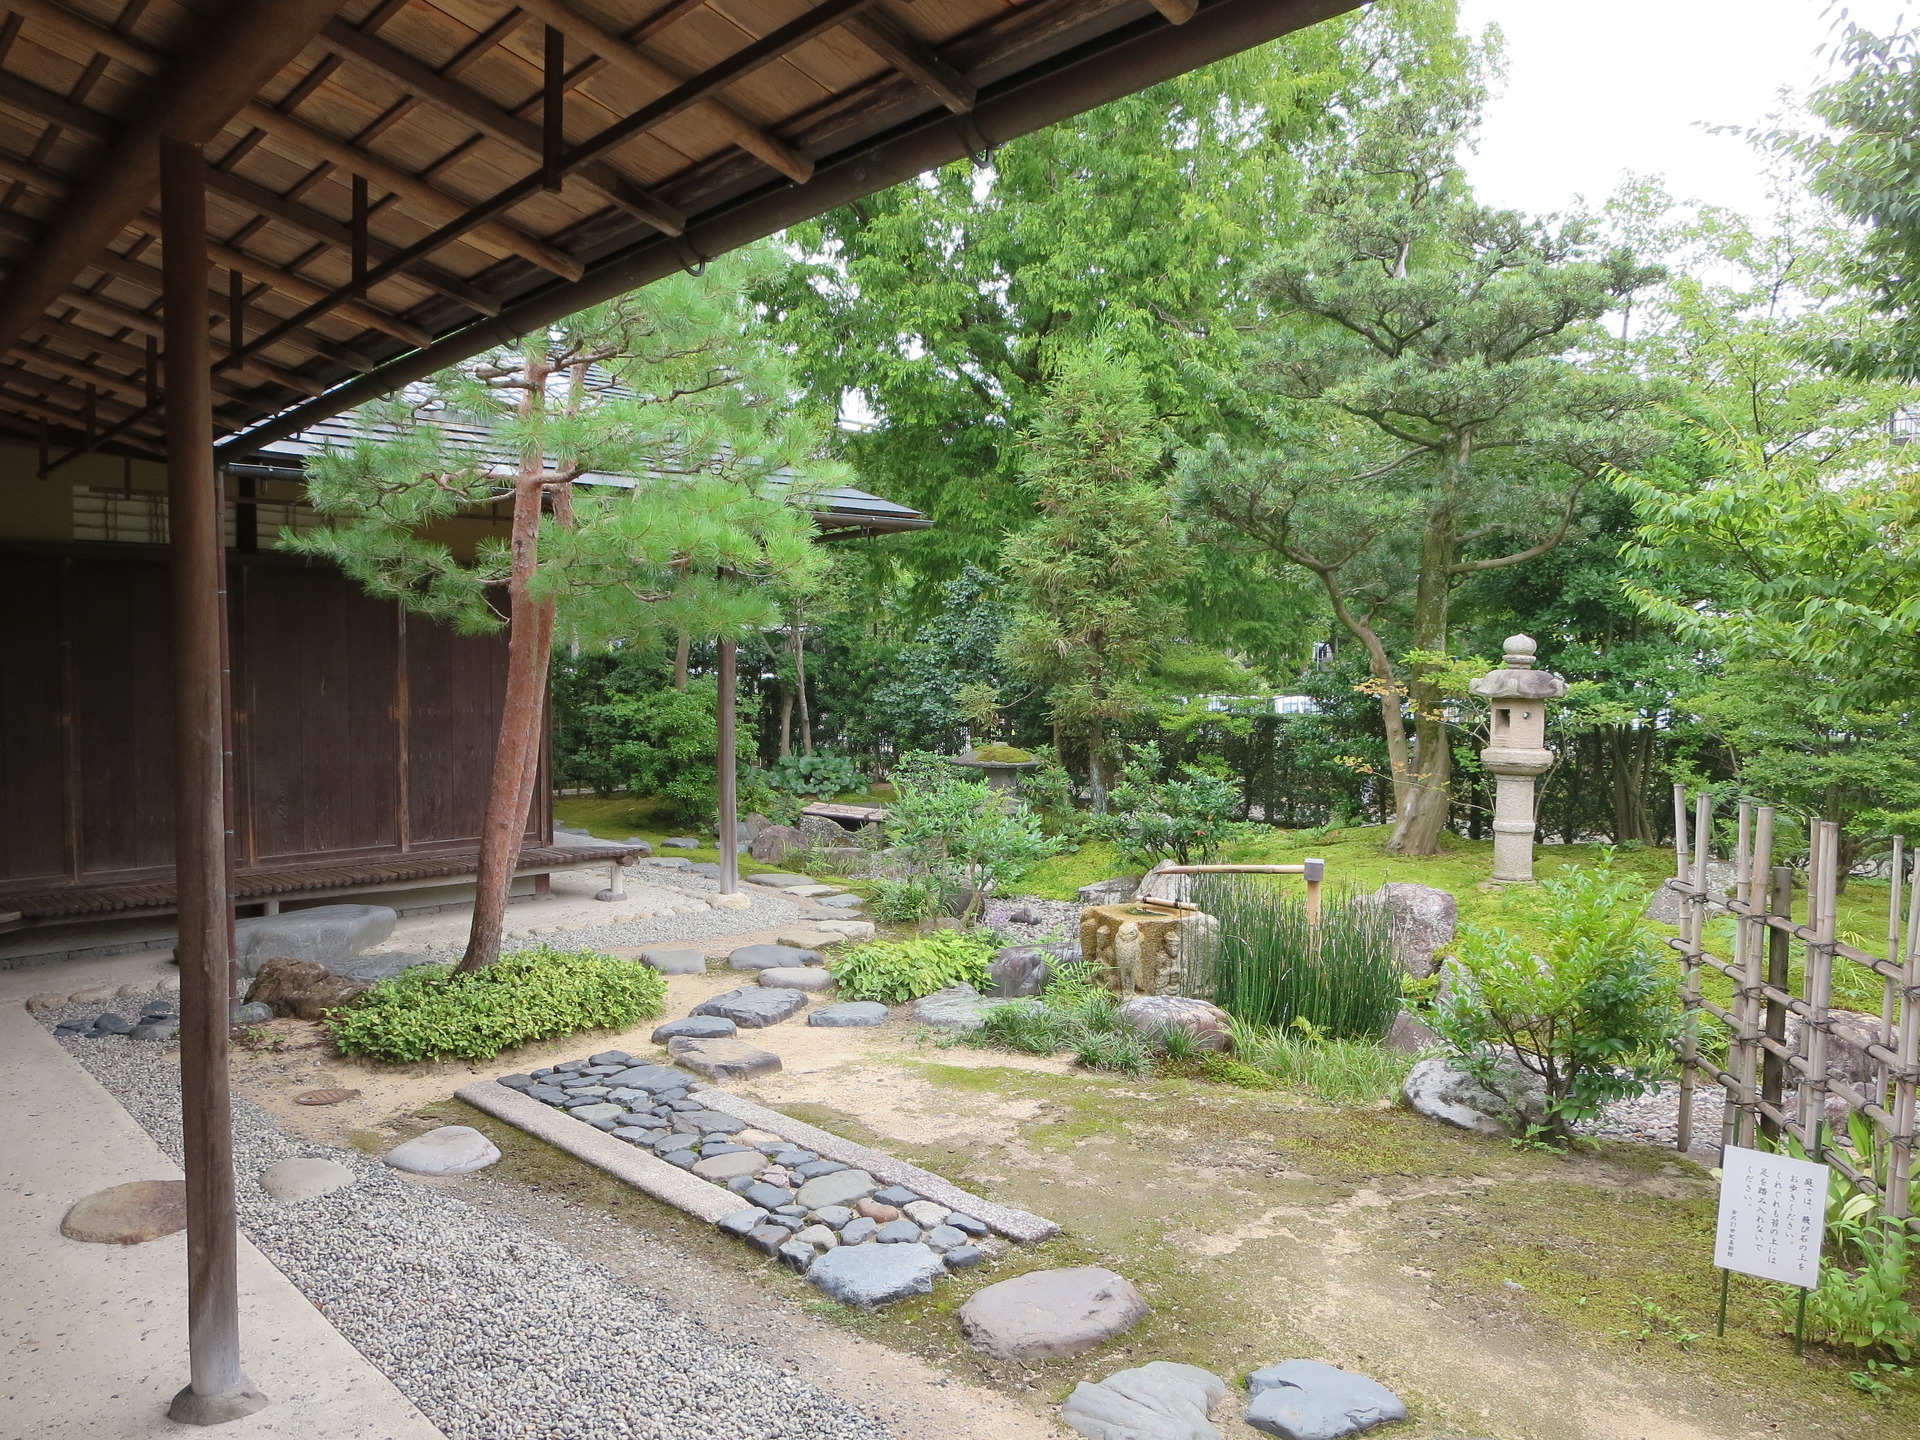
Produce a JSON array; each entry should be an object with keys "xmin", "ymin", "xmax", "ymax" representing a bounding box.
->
[{"xmin": 844, "ymin": 10, "xmax": 976, "ymax": 115}]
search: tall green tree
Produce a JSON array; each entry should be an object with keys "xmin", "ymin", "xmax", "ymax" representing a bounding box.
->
[
  {"xmin": 292, "ymin": 258, "xmax": 834, "ymax": 970},
  {"xmin": 999, "ymin": 347, "xmax": 1189, "ymax": 810},
  {"xmin": 1180, "ymin": 56, "xmax": 1666, "ymax": 855}
]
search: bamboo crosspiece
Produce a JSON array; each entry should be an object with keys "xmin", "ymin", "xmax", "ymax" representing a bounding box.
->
[{"xmin": 1670, "ymin": 789, "xmax": 1918, "ymax": 1221}]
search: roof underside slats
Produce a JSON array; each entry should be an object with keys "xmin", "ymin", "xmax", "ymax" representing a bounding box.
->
[{"xmin": 0, "ymin": 0, "xmax": 1355, "ymax": 469}]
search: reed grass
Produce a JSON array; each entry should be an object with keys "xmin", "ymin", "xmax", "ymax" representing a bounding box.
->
[{"xmin": 1186, "ymin": 878, "xmax": 1400, "ymax": 1040}]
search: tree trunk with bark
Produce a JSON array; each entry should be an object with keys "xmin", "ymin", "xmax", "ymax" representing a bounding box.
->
[
  {"xmin": 672, "ymin": 633, "xmax": 690, "ymax": 690},
  {"xmin": 792, "ymin": 622, "xmax": 813, "ymax": 757}
]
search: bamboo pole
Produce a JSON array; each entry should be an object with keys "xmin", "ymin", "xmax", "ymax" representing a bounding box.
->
[
  {"xmin": 1730, "ymin": 803, "xmax": 1760, "ymax": 1148},
  {"xmin": 1890, "ymin": 849, "xmax": 1920, "ymax": 1219},
  {"xmin": 1881, "ymin": 837, "xmax": 1903, "ymax": 1113},
  {"xmin": 1800, "ymin": 820, "xmax": 1839, "ymax": 1151},
  {"xmin": 1762, "ymin": 864, "xmax": 1793, "ymax": 1146},
  {"xmin": 1677, "ymin": 791, "xmax": 1712, "ymax": 1153}
]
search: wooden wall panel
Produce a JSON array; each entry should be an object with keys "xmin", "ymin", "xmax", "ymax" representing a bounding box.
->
[
  {"xmin": 402, "ymin": 609, "xmax": 511, "ymax": 848},
  {"xmin": 72, "ymin": 554, "xmax": 174, "ymax": 878},
  {"xmin": 0, "ymin": 556, "xmax": 70, "ymax": 884}
]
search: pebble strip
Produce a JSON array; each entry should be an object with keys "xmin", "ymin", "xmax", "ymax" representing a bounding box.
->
[
  {"xmin": 38, "ymin": 994, "xmax": 891, "ymax": 1440},
  {"xmin": 485, "ymin": 1050, "xmax": 1051, "ymax": 1294}
]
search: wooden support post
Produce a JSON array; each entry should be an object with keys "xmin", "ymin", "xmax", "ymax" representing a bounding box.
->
[
  {"xmin": 1729, "ymin": 801, "xmax": 1754, "ymax": 1149},
  {"xmin": 1890, "ymin": 852, "xmax": 1920, "ymax": 1219},
  {"xmin": 542, "ymin": 26, "xmax": 565, "ymax": 192},
  {"xmin": 1304, "ymin": 856, "xmax": 1324, "ymax": 926},
  {"xmin": 1677, "ymin": 791, "xmax": 1711, "ymax": 1154},
  {"xmin": 716, "ymin": 638, "xmax": 739, "ymax": 895},
  {"xmin": 1762, "ymin": 865, "xmax": 1792, "ymax": 1145},
  {"xmin": 1734, "ymin": 806, "xmax": 1774, "ymax": 1149},
  {"xmin": 1881, "ymin": 837, "xmax": 1904, "ymax": 1114},
  {"xmin": 1800, "ymin": 820, "xmax": 1839, "ymax": 1150},
  {"xmin": 160, "ymin": 134, "xmax": 266, "ymax": 1428}
]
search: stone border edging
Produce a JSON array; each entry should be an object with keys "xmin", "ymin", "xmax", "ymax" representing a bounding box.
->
[
  {"xmin": 455, "ymin": 1080, "xmax": 742, "ymax": 1223},
  {"xmin": 694, "ymin": 1086, "xmax": 1061, "ymax": 1243}
]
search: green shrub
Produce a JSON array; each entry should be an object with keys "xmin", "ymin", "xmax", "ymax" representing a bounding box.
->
[
  {"xmin": 828, "ymin": 931, "xmax": 995, "ymax": 1004},
  {"xmin": 866, "ymin": 877, "xmax": 942, "ymax": 924},
  {"xmin": 764, "ymin": 751, "xmax": 866, "ymax": 797},
  {"xmin": 1097, "ymin": 742, "xmax": 1242, "ymax": 865},
  {"xmin": 1432, "ymin": 856, "xmax": 1678, "ymax": 1139},
  {"xmin": 883, "ymin": 751, "xmax": 1064, "ymax": 920},
  {"xmin": 326, "ymin": 945, "xmax": 668, "ymax": 1063},
  {"xmin": 1222, "ymin": 1017, "xmax": 1414, "ymax": 1105},
  {"xmin": 1186, "ymin": 879, "xmax": 1400, "ymax": 1040}
]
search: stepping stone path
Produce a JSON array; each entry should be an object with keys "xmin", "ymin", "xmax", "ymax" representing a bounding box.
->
[
  {"xmin": 693, "ymin": 986, "xmax": 809, "ymax": 1028},
  {"xmin": 651, "ymin": 1015, "xmax": 738, "ymax": 1042},
  {"xmin": 758, "ymin": 966, "xmax": 834, "ymax": 992},
  {"xmin": 914, "ymin": 983, "xmax": 1018, "ymax": 1031},
  {"xmin": 746, "ymin": 872, "xmax": 812, "ymax": 888},
  {"xmin": 819, "ymin": 893, "xmax": 864, "ymax": 909},
  {"xmin": 959, "ymin": 1267, "xmax": 1150, "ymax": 1360},
  {"xmin": 258, "ymin": 1157, "xmax": 355, "ymax": 1203},
  {"xmin": 382, "ymin": 1125, "xmax": 501, "ymax": 1176},
  {"xmin": 53, "ymin": 998, "xmax": 181, "ymax": 1042},
  {"xmin": 60, "ymin": 1179, "xmax": 186, "ymax": 1244},
  {"xmin": 638, "ymin": 946, "xmax": 706, "ymax": 974},
  {"xmin": 662, "ymin": 837, "xmax": 701, "ymax": 848},
  {"xmin": 1243, "ymin": 1360, "xmax": 1407, "ymax": 1440},
  {"xmin": 665, "ymin": 1036, "xmax": 783, "ymax": 1080},
  {"xmin": 1061, "ymin": 1361, "xmax": 1226, "ymax": 1440},
  {"xmin": 492, "ymin": 1049, "xmax": 1005, "ymax": 1303},
  {"xmin": 728, "ymin": 943, "xmax": 821, "ymax": 971},
  {"xmin": 814, "ymin": 919, "xmax": 875, "ymax": 940},
  {"xmin": 778, "ymin": 930, "xmax": 845, "ymax": 951},
  {"xmin": 810, "ymin": 1001, "xmax": 887, "ymax": 1027}
]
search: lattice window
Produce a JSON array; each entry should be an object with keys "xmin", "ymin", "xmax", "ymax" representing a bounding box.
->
[{"xmin": 70, "ymin": 486, "xmax": 329, "ymax": 545}]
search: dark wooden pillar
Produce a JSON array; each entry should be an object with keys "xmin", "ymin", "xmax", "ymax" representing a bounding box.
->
[
  {"xmin": 161, "ymin": 134, "xmax": 267, "ymax": 1427},
  {"xmin": 717, "ymin": 639, "xmax": 739, "ymax": 893}
]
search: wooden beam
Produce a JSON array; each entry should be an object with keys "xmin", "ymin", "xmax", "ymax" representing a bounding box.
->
[
  {"xmin": 57, "ymin": 287, "xmax": 327, "ymax": 396},
  {"xmin": 318, "ymin": 18, "xmax": 686, "ymax": 235},
  {"xmin": 26, "ymin": 316, "xmax": 260, "ymax": 402},
  {"xmin": 0, "ymin": 0, "xmax": 350, "ymax": 377},
  {"xmin": 203, "ymin": 165, "xmax": 503, "ymax": 316},
  {"xmin": 7, "ymin": 0, "xmax": 160, "ymax": 73},
  {"xmin": 512, "ymin": 0, "xmax": 816, "ymax": 183},
  {"xmin": 0, "ymin": 68, "xmax": 118, "ymax": 142},
  {"xmin": 1148, "ymin": 0, "xmax": 1200, "ymax": 22},
  {"xmin": 843, "ymin": 9, "xmax": 975, "ymax": 114},
  {"xmin": 14, "ymin": 341, "xmax": 149, "ymax": 404},
  {"xmin": 238, "ymin": 101, "xmax": 586, "ymax": 282}
]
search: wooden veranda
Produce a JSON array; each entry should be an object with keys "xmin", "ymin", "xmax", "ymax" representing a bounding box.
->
[{"xmin": 0, "ymin": 0, "xmax": 1358, "ymax": 1422}]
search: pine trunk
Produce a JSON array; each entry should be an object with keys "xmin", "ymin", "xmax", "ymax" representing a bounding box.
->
[{"xmin": 672, "ymin": 633, "xmax": 690, "ymax": 690}]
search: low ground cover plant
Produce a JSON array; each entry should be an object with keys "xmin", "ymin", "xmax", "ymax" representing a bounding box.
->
[
  {"xmin": 326, "ymin": 945, "xmax": 668, "ymax": 1063},
  {"xmin": 828, "ymin": 930, "xmax": 995, "ymax": 1003},
  {"xmin": 967, "ymin": 962, "xmax": 1156, "ymax": 1074},
  {"xmin": 1434, "ymin": 857, "xmax": 1678, "ymax": 1140}
]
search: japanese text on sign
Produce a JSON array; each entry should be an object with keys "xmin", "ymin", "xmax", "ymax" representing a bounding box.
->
[{"xmin": 1714, "ymin": 1145, "xmax": 1828, "ymax": 1289}]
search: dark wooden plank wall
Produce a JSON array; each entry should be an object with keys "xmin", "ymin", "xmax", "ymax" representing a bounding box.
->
[{"xmin": 0, "ymin": 543, "xmax": 543, "ymax": 895}]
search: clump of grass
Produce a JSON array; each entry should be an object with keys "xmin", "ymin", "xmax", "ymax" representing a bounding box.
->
[
  {"xmin": 1186, "ymin": 879, "xmax": 1400, "ymax": 1040},
  {"xmin": 1218, "ymin": 1015, "xmax": 1414, "ymax": 1105}
]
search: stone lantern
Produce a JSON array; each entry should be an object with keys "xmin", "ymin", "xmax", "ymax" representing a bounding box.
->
[{"xmin": 1469, "ymin": 635, "xmax": 1567, "ymax": 883}]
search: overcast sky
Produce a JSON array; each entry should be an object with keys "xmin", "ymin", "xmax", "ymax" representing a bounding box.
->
[{"xmin": 1454, "ymin": 0, "xmax": 1912, "ymax": 221}]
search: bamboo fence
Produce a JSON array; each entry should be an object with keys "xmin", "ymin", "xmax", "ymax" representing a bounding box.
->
[{"xmin": 1671, "ymin": 786, "xmax": 1919, "ymax": 1219}]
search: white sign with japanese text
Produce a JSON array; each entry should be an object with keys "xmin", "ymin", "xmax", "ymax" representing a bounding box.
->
[{"xmin": 1714, "ymin": 1145, "xmax": 1829, "ymax": 1288}]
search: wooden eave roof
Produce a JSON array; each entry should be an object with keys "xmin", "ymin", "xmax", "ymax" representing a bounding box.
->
[{"xmin": 0, "ymin": 0, "xmax": 1358, "ymax": 471}]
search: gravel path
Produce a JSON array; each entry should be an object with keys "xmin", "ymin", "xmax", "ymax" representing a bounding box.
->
[
  {"xmin": 980, "ymin": 897, "xmax": 1082, "ymax": 947},
  {"xmin": 43, "ymin": 997, "xmax": 891, "ymax": 1440},
  {"xmin": 1577, "ymin": 1081, "xmax": 1729, "ymax": 1150}
]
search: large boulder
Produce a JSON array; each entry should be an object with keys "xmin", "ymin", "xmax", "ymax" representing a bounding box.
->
[
  {"xmin": 801, "ymin": 814, "xmax": 853, "ymax": 845},
  {"xmin": 1644, "ymin": 861, "xmax": 1737, "ymax": 924},
  {"xmin": 1078, "ymin": 876, "xmax": 1143, "ymax": 906},
  {"xmin": 958, "ymin": 1267, "xmax": 1150, "ymax": 1361},
  {"xmin": 913, "ymin": 983, "xmax": 1015, "ymax": 1031},
  {"xmin": 989, "ymin": 945, "xmax": 1053, "ymax": 997},
  {"xmin": 1369, "ymin": 883, "xmax": 1456, "ymax": 979},
  {"xmin": 1383, "ymin": 1010, "xmax": 1440, "ymax": 1055},
  {"xmin": 382, "ymin": 1125, "xmax": 500, "ymax": 1176},
  {"xmin": 729, "ymin": 942, "xmax": 818, "ymax": 971},
  {"xmin": 1243, "ymin": 1360, "xmax": 1407, "ymax": 1440},
  {"xmin": 245, "ymin": 957, "xmax": 370, "ymax": 1020},
  {"xmin": 693, "ymin": 986, "xmax": 809, "ymax": 1028},
  {"xmin": 1402, "ymin": 1056, "xmax": 1547, "ymax": 1137},
  {"xmin": 231, "ymin": 904, "xmax": 396, "ymax": 978},
  {"xmin": 1116, "ymin": 995, "xmax": 1233, "ymax": 1052},
  {"xmin": 1788, "ymin": 1008, "xmax": 1888, "ymax": 1088},
  {"xmin": 1060, "ymin": 1361, "xmax": 1227, "ymax": 1440},
  {"xmin": 749, "ymin": 825, "xmax": 806, "ymax": 863}
]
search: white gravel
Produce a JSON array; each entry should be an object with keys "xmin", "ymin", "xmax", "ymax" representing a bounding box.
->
[
  {"xmin": 980, "ymin": 897, "xmax": 1081, "ymax": 948},
  {"xmin": 1577, "ymin": 1081, "xmax": 1730, "ymax": 1150},
  {"xmin": 42, "ymin": 997, "xmax": 891, "ymax": 1440}
]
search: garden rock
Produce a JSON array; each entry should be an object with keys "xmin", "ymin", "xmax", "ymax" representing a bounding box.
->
[
  {"xmin": 806, "ymin": 1241, "xmax": 946, "ymax": 1309},
  {"xmin": 1060, "ymin": 1361, "xmax": 1227, "ymax": 1440},
  {"xmin": 758, "ymin": 966, "xmax": 835, "ymax": 992},
  {"xmin": 1787, "ymin": 1008, "xmax": 1884, "ymax": 1087},
  {"xmin": 875, "ymin": 1218, "xmax": 922, "ymax": 1243},
  {"xmin": 692, "ymin": 1150, "xmax": 769, "ymax": 1182},
  {"xmin": 794, "ymin": 1168, "xmax": 878, "ymax": 1210},
  {"xmin": 1402, "ymin": 1056, "xmax": 1546, "ymax": 1137},
  {"xmin": 639, "ymin": 947, "xmax": 707, "ymax": 974},
  {"xmin": 693, "ymin": 986, "xmax": 809, "ymax": 1028},
  {"xmin": 651, "ymin": 1015, "xmax": 738, "ymax": 1043},
  {"xmin": 820, "ymin": 893, "xmax": 864, "ymax": 909},
  {"xmin": 1078, "ymin": 876, "xmax": 1143, "ymax": 906},
  {"xmin": 1243, "ymin": 1360, "xmax": 1406, "ymax": 1440},
  {"xmin": 231, "ymin": 903, "xmax": 396, "ymax": 978},
  {"xmin": 777, "ymin": 930, "xmax": 843, "ymax": 951},
  {"xmin": 60, "ymin": 1179, "xmax": 187, "ymax": 1244},
  {"xmin": 258, "ymin": 1157, "xmax": 355, "ymax": 1203},
  {"xmin": 244, "ymin": 957, "xmax": 372, "ymax": 1021},
  {"xmin": 746, "ymin": 871, "xmax": 813, "ymax": 888},
  {"xmin": 1369, "ymin": 882, "xmax": 1457, "ymax": 979},
  {"xmin": 382, "ymin": 1125, "xmax": 501, "ymax": 1176},
  {"xmin": 959, "ymin": 1267, "xmax": 1151, "ymax": 1361},
  {"xmin": 232, "ymin": 1001, "xmax": 274, "ymax": 1025},
  {"xmin": 1644, "ymin": 861, "xmax": 1737, "ymax": 923},
  {"xmin": 749, "ymin": 826, "xmax": 806, "ymax": 863},
  {"xmin": 810, "ymin": 1001, "xmax": 888, "ymax": 1027},
  {"xmin": 990, "ymin": 945, "xmax": 1053, "ymax": 997},
  {"xmin": 815, "ymin": 919, "xmax": 876, "ymax": 940},
  {"xmin": 729, "ymin": 943, "xmax": 817, "ymax": 971},
  {"xmin": 662, "ymin": 837, "xmax": 701, "ymax": 849},
  {"xmin": 664, "ymin": 1036, "xmax": 782, "ymax": 1081},
  {"xmin": 914, "ymin": 983, "xmax": 1006, "ymax": 1030},
  {"xmin": 902, "ymin": 1199, "xmax": 948, "ymax": 1226},
  {"xmin": 1385, "ymin": 1010, "xmax": 1440, "ymax": 1055},
  {"xmin": 601, "ymin": 1063, "xmax": 687, "ymax": 1093},
  {"xmin": 646, "ymin": 856, "xmax": 692, "ymax": 870},
  {"xmin": 1117, "ymin": 995, "xmax": 1233, "ymax": 1051}
]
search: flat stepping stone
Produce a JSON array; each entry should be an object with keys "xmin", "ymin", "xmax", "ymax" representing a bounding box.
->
[
  {"xmin": 693, "ymin": 987, "xmax": 809, "ymax": 1028},
  {"xmin": 568, "ymin": 1102, "xmax": 624, "ymax": 1124},
  {"xmin": 810, "ymin": 1001, "xmax": 887, "ymax": 1028},
  {"xmin": 646, "ymin": 856, "xmax": 693, "ymax": 869},
  {"xmin": 1244, "ymin": 1360, "xmax": 1407, "ymax": 1440},
  {"xmin": 652, "ymin": 1015, "xmax": 738, "ymax": 1042},
  {"xmin": 914, "ymin": 984, "xmax": 1017, "ymax": 1031},
  {"xmin": 691, "ymin": 1150, "xmax": 769, "ymax": 1182},
  {"xmin": 758, "ymin": 966, "xmax": 834, "ymax": 992},
  {"xmin": 60, "ymin": 1180, "xmax": 186, "ymax": 1244},
  {"xmin": 1061, "ymin": 1361, "xmax": 1227, "ymax": 1440},
  {"xmin": 382, "ymin": 1125, "xmax": 501, "ymax": 1176},
  {"xmin": 638, "ymin": 947, "xmax": 706, "ymax": 974},
  {"xmin": 782, "ymin": 885, "xmax": 840, "ymax": 898},
  {"xmin": 806, "ymin": 1241, "xmax": 946, "ymax": 1309},
  {"xmin": 258, "ymin": 1158, "xmax": 355, "ymax": 1203},
  {"xmin": 815, "ymin": 919, "xmax": 876, "ymax": 940},
  {"xmin": 777, "ymin": 930, "xmax": 844, "ymax": 951},
  {"xmin": 728, "ymin": 943, "xmax": 819, "ymax": 971},
  {"xmin": 794, "ymin": 1167, "xmax": 879, "ymax": 1210},
  {"xmin": 819, "ymin": 893, "xmax": 864, "ymax": 909},
  {"xmin": 959, "ymin": 1267, "xmax": 1150, "ymax": 1361},
  {"xmin": 745, "ymin": 872, "xmax": 812, "ymax": 887},
  {"xmin": 601, "ymin": 1064, "xmax": 690, "ymax": 1094},
  {"xmin": 665, "ymin": 1036, "xmax": 782, "ymax": 1081},
  {"xmin": 662, "ymin": 837, "xmax": 701, "ymax": 848}
]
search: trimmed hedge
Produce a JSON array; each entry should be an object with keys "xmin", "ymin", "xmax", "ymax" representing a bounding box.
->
[{"xmin": 325, "ymin": 945, "xmax": 668, "ymax": 1063}]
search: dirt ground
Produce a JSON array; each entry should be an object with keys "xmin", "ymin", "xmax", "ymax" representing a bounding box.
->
[{"xmin": 222, "ymin": 961, "xmax": 1916, "ymax": 1440}]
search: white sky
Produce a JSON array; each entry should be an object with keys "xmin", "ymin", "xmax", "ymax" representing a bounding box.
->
[{"xmin": 1455, "ymin": 0, "xmax": 1913, "ymax": 221}]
